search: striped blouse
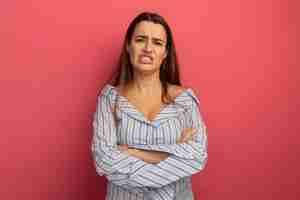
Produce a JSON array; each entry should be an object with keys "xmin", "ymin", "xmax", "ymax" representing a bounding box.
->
[{"xmin": 91, "ymin": 84, "xmax": 208, "ymax": 200}]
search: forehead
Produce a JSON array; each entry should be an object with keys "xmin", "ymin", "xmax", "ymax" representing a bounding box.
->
[{"xmin": 132, "ymin": 21, "xmax": 167, "ymax": 40}]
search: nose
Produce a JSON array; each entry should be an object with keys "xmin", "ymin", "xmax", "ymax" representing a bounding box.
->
[{"xmin": 143, "ymin": 40, "xmax": 153, "ymax": 53}]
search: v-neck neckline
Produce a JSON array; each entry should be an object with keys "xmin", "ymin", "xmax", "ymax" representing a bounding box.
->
[{"xmin": 107, "ymin": 84, "xmax": 191, "ymax": 124}]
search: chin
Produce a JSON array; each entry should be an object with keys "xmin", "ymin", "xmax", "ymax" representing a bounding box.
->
[{"xmin": 133, "ymin": 64, "xmax": 160, "ymax": 74}]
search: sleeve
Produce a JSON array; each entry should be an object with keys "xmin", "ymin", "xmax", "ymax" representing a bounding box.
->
[
  {"xmin": 91, "ymin": 92, "xmax": 208, "ymax": 189},
  {"xmin": 122, "ymin": 95, "xmax": 208, "ymax": 188},
  {"xmin": 128, "ymin": 143, "xmax": 196, "ymax": 160},
  {"xmin": 91, "ymin": 94, "xmax": 152, "ymax": 192},
  {"xmin": 128, "ymin": 98, "xmax": 207, "ymax": 160}
]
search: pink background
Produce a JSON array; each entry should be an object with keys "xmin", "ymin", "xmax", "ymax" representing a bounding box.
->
[{"xmin": 2, "ymin": 0, "xmax": 299, "ymax": 199}]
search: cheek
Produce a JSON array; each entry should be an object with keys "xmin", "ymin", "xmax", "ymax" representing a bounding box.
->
[
  {"xmin": 129, "ymin": 47, "xmax": 141, "ymax": 61},
  {"xmin": 156, "ymin": 51, "xmax": 166, "ymax": 63},
  {"xmin": 128, "ymin": 50, "xmax": 137, "ymax": 64}
]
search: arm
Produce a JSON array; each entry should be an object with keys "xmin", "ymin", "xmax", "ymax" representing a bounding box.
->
[
  {"xmin": 92, "ymin": 92, "xmax": 207, "ymax": 189},
  {"xmin": 128, "ymin": 140, "xmax": 197, "ymax": 160},
  {"xmin": 91, "ymin": 94, "xmax": 152, "ymax": 192},
  {"xmin": 119, "ymin": 145, "xmax": 169, "ymax": 164},
  {"xmin": 119, "ymin": 127, "xmax": 197, "ymax": 164},
  {"xmin": 128, "ymin": 105, "xmax": 206, "ymax": 161},
  {"xmin": 92, "ymin": 94, "xmax": 177, "ymax": 190},
  {"xmin": 120, "ymin": 97, "xmax": 208, "ymax": 188}
]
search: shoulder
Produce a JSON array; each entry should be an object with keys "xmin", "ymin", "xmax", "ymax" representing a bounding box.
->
[
  {"xmin": 167, "ymin": 84, "xmax": 187, "ymax": 99},
  {"xmin": 97, "ymin": 84, "xmax": 118, "ymax": 105},
  {"xmin": 168, "ymin": 84, "xmax": 201, "ymax": 106}
]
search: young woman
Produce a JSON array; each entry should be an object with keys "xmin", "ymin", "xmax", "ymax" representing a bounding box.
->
[{"xmin": 91, "ymin": 12, "xmax": 208, "ymax": 200}]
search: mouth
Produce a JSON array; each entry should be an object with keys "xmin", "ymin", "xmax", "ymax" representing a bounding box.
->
[{"xmin": 139, "ymin": 54, "xmax": 153, "ymax": 64}]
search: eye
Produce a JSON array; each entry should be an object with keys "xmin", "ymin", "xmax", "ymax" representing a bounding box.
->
[
  {"xmin": 154, "ymin": 42, "xmax": 163, "ymax": 46},
  {"xmin": 135, "ymin": 38, "xmax": 144, "ymax": 42}
]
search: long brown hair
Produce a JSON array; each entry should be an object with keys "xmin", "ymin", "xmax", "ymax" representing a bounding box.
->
[{"xmin": 110, "ymin": 12, "xmax": 181, "ymax": 104}]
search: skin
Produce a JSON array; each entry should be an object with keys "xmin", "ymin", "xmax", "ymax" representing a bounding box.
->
[
  {"xmin": 127, "ymin": 21, "xmax": 168, "ymax": 76},
  {"xmin": 117, "ymin": 21, "xmax": 197, "ymax": 164}
]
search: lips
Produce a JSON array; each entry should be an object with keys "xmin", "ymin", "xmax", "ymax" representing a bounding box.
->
[{"xmin": 139, "ymin": 55, "xmax": 153, "ymax": 64}]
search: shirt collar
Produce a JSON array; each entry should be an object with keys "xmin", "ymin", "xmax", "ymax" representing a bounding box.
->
[{"xmin": 101, "ymin": 84, "xmax": 200, "ymax": 128}]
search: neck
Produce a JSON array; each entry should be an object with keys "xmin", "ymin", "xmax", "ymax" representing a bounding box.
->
[{"xmin": 130, "ymin": 70, "xmax": 162, "ymax": 96}]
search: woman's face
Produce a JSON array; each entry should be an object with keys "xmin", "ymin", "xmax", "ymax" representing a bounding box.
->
[{"xmin": 127, "ymin": 21, "xmax": 168, "ymax": 74}]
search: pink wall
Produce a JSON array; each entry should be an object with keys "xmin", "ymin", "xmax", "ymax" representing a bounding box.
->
[{"xmin": 2, "ymin": 0, "xmax": 299, "ymax": 199}]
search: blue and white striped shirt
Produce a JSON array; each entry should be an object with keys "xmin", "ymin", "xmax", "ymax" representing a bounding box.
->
[{"xmin": 91, "ymin": 84, "xmax": 208, "ymax": 200}]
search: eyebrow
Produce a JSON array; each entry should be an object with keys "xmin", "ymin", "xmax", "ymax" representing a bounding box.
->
[{"xmin": 135, "ymin": 35, "xmax": 166, "ymax": 43}]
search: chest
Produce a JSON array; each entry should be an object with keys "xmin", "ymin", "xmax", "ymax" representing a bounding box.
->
[
  {"xmin": 115, "ymin": 111, "xmax": 190, "ymax": 145},
  {"xmin": 126, "ymin": 95, "xmax": 164, "ymax": 122},
  {"xmin": 113, "ymin": 89, "xmax": 192, "ymax": 145},
  {"xmin": 116, "ymin": 117, "xmax": 180, "ymax": 145}
]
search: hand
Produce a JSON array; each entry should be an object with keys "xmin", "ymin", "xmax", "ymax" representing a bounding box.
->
[
  {"xmin": 118, "ymin": 145, "xmax": 169, "ymax": 164},
  {"xmin": 117, "ymin": 144, "xmax": 129, "ymax": 152},
  {"xmin": 127, "ymin": 148, "xmax": 169, "ymax": 164},
  {"xmin": 177, "ymin": 128, "xmax": 197, "ymax": 143}
]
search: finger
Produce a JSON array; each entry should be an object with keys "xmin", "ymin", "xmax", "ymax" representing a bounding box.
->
[
  {"xmin": 182, "ymin": 128, "xmax": 193, "ymax": 134},
  {"xmin": 186, "ymin": 129, "xmax": 198, "ymax": 141},
  {"xmin": 184, "ymin": 128, "xmax": 197, "ymax": 138},
  {"xmin": 192, "ymin": 128, "xmax": 198, "ymax": 135},
  {"xmin": 192, "ymin": 133, "xmax": 197, "ymax": 141},
  {"xmin": 118, "ymin": 144, "xmax": 128, "ymax": 151},
  {"xmin": 189, "ymin": 129, "xmax": 197, "ymax": 139},
  {"xmin": 180, "ymin": 128, "xmax": 198, "ymax": 143},
  {"xmin": 181, "ymin": 133, "xmax": 194, "ymax": 143},
  {"xmin": 182, "ymin": 128, "xmax": 194, "ymax": 137}
]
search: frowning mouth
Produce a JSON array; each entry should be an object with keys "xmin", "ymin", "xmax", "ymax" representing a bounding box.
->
[{"xmin": 139, "ymin": 54, "xmax": 153, "ymax": 64}]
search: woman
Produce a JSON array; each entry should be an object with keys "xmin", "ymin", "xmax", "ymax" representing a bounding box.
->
[{"xmin": 91, "ymin": 12, "xmax": 208, "ymax": 200}]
